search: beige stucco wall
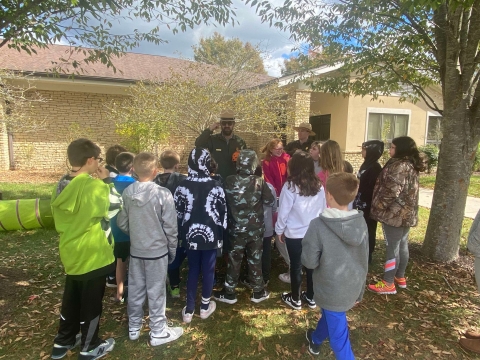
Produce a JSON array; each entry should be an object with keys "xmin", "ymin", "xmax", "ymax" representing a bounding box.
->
[
  {"xmin": 309, "ymin": 92, "xmax": 349, "ymax": 150},
  {"xmin": 346, "ymin": 95, "xmax": 433, "ymax": 151}
]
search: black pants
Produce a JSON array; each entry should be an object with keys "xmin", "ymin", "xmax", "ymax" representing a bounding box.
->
[
  {"xmin": 262, "ymin": 236, "xmax": 273, "ymax": 283},
  {"xmin": 364, "ymin": 214, "xmax": 378, "ymax": 263},
  {"xmin": 53, "ymin": 274, "xmax": 106, "ymax": 352},
  {"xmin": 285, "ymin": 237, "xmax": 313, "ymax": 302}
]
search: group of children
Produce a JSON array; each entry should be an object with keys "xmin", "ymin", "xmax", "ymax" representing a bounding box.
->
[{"xmin": 50, "ymin": 134, "xmax": 423, "ymax": 360}]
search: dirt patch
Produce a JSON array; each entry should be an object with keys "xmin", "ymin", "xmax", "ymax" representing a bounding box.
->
[{"xmin": 0, "ymin": 170, "xmax": 64, "ymax": 184}]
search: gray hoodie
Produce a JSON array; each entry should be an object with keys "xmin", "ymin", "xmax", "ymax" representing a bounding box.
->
[
  {"xmin": 301, "ymin": 209, "xmax": 368, "ymax": 312},
  {"xmin": 117, "ymin": 181, "xmax": 178, "ymax": 261}
]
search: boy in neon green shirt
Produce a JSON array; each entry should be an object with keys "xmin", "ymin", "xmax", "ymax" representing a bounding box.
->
[{"xmin": 50, "ymin": 138, "xmax": 121, "ymax": 360}]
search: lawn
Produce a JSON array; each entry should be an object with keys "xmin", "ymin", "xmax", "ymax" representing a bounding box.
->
[
  {"xmin": 420, "ymin": 174, "xmax": 480, "ymax": 198},
  {"xmin": 1, "ymin": 184, "xmax": 480, "ymax": 359}
]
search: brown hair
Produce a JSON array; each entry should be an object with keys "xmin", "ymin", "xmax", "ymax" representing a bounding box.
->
[
  {"xmin": 115, "ymin": 152, "xmax": 135, "ymax": 173},
  {"xmin": 261, "ymin": 139, "xmax": 283, "ymax": 161},
  {"xmin": 105, "ymin": 144, "xmax": 127, "ymax": 166},
  {"xmin": 319, "ymin": 140, "xmax": 344, "ymax": 174},
  {"xmin": 326, "ymin": 172, "xmax": 359, "ymax": 206},
  {"xmin": 160, "ymin": 150, "xmax": 181, "ymax": 170},
  {"xmin": 286, "ymin": 151, "xmax": 321, "ymax": 196},
  {"xmin": 133, "ymin": 152, "xmax": 157, "ymax": 178},
  {"xmin": 67, "ymin": 138, "xmax": 101, "ymax": 167}
]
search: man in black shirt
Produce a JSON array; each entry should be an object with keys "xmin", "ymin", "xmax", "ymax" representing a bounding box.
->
[{"xmin": 284, "ymin": 122, "xmax": 315, "ymax": 156}]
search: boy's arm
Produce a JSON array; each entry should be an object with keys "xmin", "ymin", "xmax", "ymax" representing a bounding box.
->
[
  {"xmin": 116, "ymin": 194, "xmax": 129, "ymax": 234},
  {"xmin": 261, "ymin": 179, "xmax": 275, "ymax": 206},
  {"xmin": 468, "ymin": 209, "xmax": 480, "ymax": 257},
  {"xmin": 301, "ymin": 220, "xmax": 323, "ymax": 270},
  {"xmin": 161, "ymin": 191, "xmax": 178, "ymax": 264}
]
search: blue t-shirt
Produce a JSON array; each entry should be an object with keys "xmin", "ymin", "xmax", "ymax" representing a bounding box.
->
[{"xmin": 112, "ymin": 175, "xmax": 136, "ymax": 243}]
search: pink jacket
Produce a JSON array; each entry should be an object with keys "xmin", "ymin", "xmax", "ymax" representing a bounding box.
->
[{"xmin": 262, "ymin": 153, "xmax": 290, "ymax": 196}]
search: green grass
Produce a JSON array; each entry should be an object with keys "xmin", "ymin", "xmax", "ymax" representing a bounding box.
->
[
  {"xmin": 0, "ymin": 183, "xmax": 55, "ymax": 200},
  {"xmin": 1, "ymin": 184, "xmax": 479, "ymax": 359},
  {"xmin": 420, "ymin": 174, "xmax": 480, "ymax": 198}
]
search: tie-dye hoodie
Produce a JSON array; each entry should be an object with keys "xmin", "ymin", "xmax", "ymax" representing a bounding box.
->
[{"xmin": 174, "ymin": 147, "xmax": 227, "ymax": 250}]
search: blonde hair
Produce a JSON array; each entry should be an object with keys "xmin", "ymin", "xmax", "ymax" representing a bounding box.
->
[
  {"xmin": 319, "ymin": 140, "xmax": 344, "ymax": 174},
  {"xmin": 261, "ymin": 138, "xmax": 283, "ymax": 161},
  {"xmin": 326, "ymin": 172, "xmax": 359, "ymax": 206},
  {"xmin": 133, "ymin": 152, "xmax": 157, "ymax": 178}
]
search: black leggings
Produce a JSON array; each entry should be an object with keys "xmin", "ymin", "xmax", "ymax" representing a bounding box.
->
[{"xmin": 285, "ymin": 237, "xmax": 314, "ymax": 302}]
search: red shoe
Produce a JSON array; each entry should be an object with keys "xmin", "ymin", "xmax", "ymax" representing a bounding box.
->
[
  {"xmin": 367, "ymin": 280, "xmax": 397, "ymax": 294},
  {"xmin": 394, "ymin": 277, "xmax": 407, "ymax": 289}
]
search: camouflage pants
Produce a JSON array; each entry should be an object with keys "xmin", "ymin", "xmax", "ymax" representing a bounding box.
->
[{"xmin": 225, "ymin": 232, "xmax": 264, "ymax": 293}]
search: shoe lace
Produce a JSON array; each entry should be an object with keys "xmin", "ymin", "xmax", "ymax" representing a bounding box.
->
[{"xmin": 375, "ymin": 281, "xmax": 387, "ymax": 289}]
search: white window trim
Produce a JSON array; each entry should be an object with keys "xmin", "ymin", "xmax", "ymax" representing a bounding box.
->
[
  {"xmin": 364, "ymin": 107, "xmax": 412, "ymax": 142},
  {"xmin": 425, "ymin": 111, "xmax": 442, "ymax": 145}
]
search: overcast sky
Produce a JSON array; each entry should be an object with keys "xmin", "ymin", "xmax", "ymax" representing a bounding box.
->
[{"xmin": 123, "ymin": 1, "xmax": 299, "ymax": 77}]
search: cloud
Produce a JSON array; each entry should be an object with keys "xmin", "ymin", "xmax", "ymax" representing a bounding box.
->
[{"xmin": 121, "ymin": 0, "xmax": 297, "ymax": 77}]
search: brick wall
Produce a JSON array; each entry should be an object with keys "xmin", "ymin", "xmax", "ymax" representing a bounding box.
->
[
  {"xmin": 5, "ymin": 89, "xmax": 290, "ymax": 171},
  {"xmin": 344, "ymin": 151, "xmax": 363, "ymax": 174},
  {"xmin": 0, "ymin": 104, "xmax": 8, "ymax": 170}
]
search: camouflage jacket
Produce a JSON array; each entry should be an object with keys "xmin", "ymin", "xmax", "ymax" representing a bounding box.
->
[
  {"xmin": 370, "ymin": 158, "xmax": 419, "ymax": 227},
  {"xmin": 225, "ymin": 150, "xmax": 275, "ymax": 237}
]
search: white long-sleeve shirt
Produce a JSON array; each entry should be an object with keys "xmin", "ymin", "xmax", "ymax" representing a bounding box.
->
[{"xmin": 275, "ymin": 182, "xmax": 326, "ymax": 239}]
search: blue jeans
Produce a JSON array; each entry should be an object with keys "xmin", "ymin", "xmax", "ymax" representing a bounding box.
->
[{"xmin": 312, "ymin": 308, "xmax": 355, "ymax": 360}]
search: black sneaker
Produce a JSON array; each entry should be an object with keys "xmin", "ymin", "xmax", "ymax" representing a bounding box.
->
[
  {"xmin": 281, "ymin": 292, "xmax": 301, "ymax": 310},
  {"xmin": 78, "ymin": 338, "xmax": 115, "ymax": 360},
  {"xmin": 306, "ymin": 328, "xmax": 321, "ymax": 355},
  {"xmin": 251, "ymin": 289, "xmax": 270, "ymax": 303},
  {"xmin": 51, "ymin": 334, "xmax": 81, "ymax": 359},
  {"xmin": 213, "ymin": 288, "xmax": 237, "ymax": 304},
  {"xmin": 301, "ymin": 291, "xmax": 316, "ymax": 309},
  {"xmin": 106, "ymin": 277, "xmax": 117, "ymax": 288}
]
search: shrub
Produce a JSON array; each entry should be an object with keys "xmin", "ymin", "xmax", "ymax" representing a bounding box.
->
[{"xmin": 418, "ymin": 144, "xmax": 439, "ymax": 173}]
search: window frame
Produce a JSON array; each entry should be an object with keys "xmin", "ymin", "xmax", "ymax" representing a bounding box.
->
[
  {"xmin": 425, "ymin": 111, "xmax": 442, "ymax": 145},
  {"xmin": 364, "ymin": 107, "xmax": 411, "ymax": 143}
]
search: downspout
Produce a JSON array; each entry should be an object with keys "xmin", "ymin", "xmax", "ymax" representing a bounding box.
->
[{"xmin": 8, "ymin": 131, "xmax": 15, "ymax": 170}]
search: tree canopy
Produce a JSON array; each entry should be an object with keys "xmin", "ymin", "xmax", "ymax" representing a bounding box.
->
[
  {"xmin": 256, "ymin": 0, "xmax": 480, "ymax": 262},
  {"xmin": 1, "ymin": 0, "xmax": 240, "ymax": 73},
  {"xmin": 193, "ymin": 32, "xmax": 267, "ymax": 74}
]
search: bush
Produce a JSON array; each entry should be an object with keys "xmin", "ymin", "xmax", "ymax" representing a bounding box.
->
[
  {"xmin": 418, "ymin": 144, "xmax": 439, "ymax": 173},
  {"xmin": 473, "ymin": 144, "xmax": 480, "ymax": 172}
]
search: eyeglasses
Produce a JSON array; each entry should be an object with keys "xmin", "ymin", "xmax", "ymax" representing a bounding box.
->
[{"xmin": 95, "ymin": 157, "xmax": 104, "ymax": 163}]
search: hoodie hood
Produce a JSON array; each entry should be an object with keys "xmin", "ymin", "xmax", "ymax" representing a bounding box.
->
[
  {"xmin": 51, "ymin": 173, "xmax": 89, "ymax": 214},
  {"xmin": 359, "ymin": 140, "xmax": 384, "ymax": 172},
  {"xmin": 320, "ymin": 210, "xmax": 366, "ymax": 246},
  {"xmin": 187, "ymin": 147, "xmax": 212, "ymax": 181},
  {"xmin": 236, "ymin": 149, "xmax": 258, "ymax": 175},
  {"xmin": 122, "ymin": 182, "xmax": 158, "ymax": 207}
]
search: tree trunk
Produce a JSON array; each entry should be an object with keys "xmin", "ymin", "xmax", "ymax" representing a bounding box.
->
[{"xmin": 422, "ymin": 103, "xmax": 477, "ymax": 262}]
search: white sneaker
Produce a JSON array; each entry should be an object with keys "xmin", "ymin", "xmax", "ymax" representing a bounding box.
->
[
  {"xmin": 150, "ymin": 327, "xmax": 183, "ymax": 347},
  {"xmin": 129, "ymin": 324, "xmax": 142, "ymax": 341},
  {"xmin": 182, "ymin": 306, "xmax": 194, "ymax": 324},
  {"xmin": 200, "ymin": 301, "xmax": 216, "ymax": 320},
  {"xmin": 278, "ymin": 272, "xmax": 291, "ymax": 283}
]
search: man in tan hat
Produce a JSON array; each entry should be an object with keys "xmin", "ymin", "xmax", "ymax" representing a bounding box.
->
[
  {"xmin": 195, "ymin": 110, "xmax": 247, "ymax": 179},
  {"xmin": 285, "ymin": 122, "xmax": 315, "ymax": 156}
]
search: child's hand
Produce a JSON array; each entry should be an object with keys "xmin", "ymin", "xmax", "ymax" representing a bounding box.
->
[
  {"xmin": 277, "ymin": 234, "xmax": 285, "ymax": 243},
  {"xmin": 96, "ymin": 166, "xmax": 109, "ymax": 180}
]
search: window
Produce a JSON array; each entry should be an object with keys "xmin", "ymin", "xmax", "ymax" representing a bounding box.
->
[
  {"xmin": 426, "ymin": 116, "xmax": 442, "ymax": 145},
  {"xmin": 367, "ymin": 112, "xmax": 409, "ymax": 142}
]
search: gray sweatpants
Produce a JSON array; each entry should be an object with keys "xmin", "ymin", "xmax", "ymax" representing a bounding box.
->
[
  {"xmin": 128, "ymin": 255, "xmax": 168, "ymax": 335},
  {"xmin": 382, "ymin": 223, "xmax": 410, "ymax": 284}
]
